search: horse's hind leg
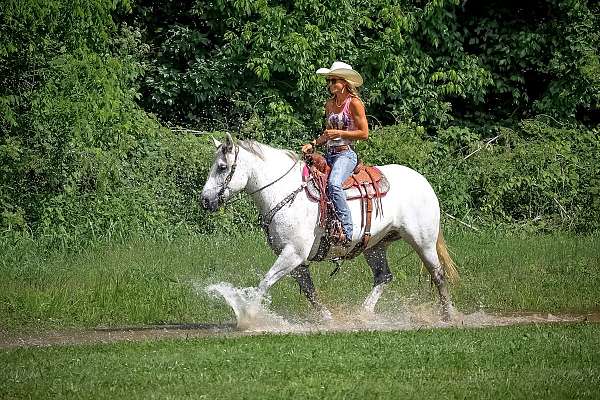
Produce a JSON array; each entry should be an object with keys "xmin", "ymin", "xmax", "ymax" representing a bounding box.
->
[
  {"xmin": 290, "ymin": 264, "xmax": 332, "ymax": 320},
  {"xmin": 412, "ymin": 242, "xmax": 454, "ymax": 321},
  {"xmin": 362, "ymin": 242, "xmax": 394, "ymax": 313}
]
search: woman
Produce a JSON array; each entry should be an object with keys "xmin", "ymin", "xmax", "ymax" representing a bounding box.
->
[{"xmin": 302, "ymin": 61, "xmax": 369, "ymax": 245}]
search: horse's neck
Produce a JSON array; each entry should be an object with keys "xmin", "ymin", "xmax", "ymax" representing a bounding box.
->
[{"xmin": 242, "ymin": 145, "xmax": 303, "ymax": 215}]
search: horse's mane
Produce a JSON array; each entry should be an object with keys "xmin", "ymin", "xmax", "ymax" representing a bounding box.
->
[{"xmin": 238, "ymin": 140, "xmax": 299, "ymax": 161}]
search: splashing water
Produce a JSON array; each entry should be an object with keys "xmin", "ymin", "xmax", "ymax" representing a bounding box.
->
[
  {"xmin": 203, "ymin": 282, "xmax": 582, "ymax": 334},
  {"xmin": 205, "ymin": 282, "xmax": 306, "ymax": 331}
]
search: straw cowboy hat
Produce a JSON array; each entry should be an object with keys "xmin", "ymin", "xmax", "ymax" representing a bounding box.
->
[{"xmin": 316, "ymin": 61, "xmax": 363, "ymax": 87}]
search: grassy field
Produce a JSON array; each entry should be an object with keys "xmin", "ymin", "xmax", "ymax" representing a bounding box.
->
[
  {"xmin": 1, "ymin": 228, "xmax": 599, "ymax": 399},
  {"xmin": 1, "ymin": 323, "xmax": 599, "ymax": 399},
  {"xmin": 1, "ymin": 228, "xmax": 599, "ymax": 333}
]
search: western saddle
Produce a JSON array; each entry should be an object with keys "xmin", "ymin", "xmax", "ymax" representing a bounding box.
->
[{"xmin": 303, "ymin": 152, "xmax": 390, "ymax": 260}]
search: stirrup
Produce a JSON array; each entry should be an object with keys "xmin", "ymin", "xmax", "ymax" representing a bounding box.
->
[
  {"xmin": 332, "ymin": 231, "xmax": 351, "ymax": 247},
  {"xmin": 330, "ymin": 230, "xmax": 345, "ymax": 244}
]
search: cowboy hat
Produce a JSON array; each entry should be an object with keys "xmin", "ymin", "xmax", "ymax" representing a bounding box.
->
[{"xmin": 316, "ymin": 61, "xmax": 363, "ymax": 87}]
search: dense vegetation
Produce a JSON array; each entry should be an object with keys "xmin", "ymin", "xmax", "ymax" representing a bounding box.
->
[{"xmin": 1, "ymin": 0, "xmax": 599, "ymax": 244}]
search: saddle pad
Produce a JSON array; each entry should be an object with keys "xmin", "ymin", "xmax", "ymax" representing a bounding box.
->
[{"xmin": 302, "ymin": 166, "xmax": 390, "ymax": 202}]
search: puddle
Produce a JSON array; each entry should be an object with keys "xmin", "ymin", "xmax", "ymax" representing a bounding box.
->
[
  {"xmin": 0, "ymin": 323, "xmax": 237, "ymax": 349},
  {"xmin": 1, "ymin": 283, "xmax": 597, "ymax": 349},
  {"xmin": 203, "ymin": 282, "xmax": 598, "ymax": 334}
]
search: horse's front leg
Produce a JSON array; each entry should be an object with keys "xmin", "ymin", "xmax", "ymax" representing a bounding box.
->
[
  {"xmin": 257, "ymin": 245, "xmax": 305, "ymax": 297},
  {"xmin": 257, "ymin": 246, "xmax": 333, "ymax": 321}
]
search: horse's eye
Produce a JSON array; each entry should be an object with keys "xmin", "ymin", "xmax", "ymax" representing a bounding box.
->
[{"xmin": 218, "ymin": 163, "xmax": 228, "ymax": 171}]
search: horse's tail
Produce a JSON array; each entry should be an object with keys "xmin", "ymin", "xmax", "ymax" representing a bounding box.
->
[{"xmin": 436, "ymin": 228, "xmax": 459, "ymax": 284}]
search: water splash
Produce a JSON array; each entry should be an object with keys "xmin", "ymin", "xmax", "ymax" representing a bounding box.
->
[
  {"xmin": 202, "ymin": 282, "xmax": 582, "ymax": 334},
  {"xmin": 205, "ymin": 282, "xmax": 306, "ymax": 331}
]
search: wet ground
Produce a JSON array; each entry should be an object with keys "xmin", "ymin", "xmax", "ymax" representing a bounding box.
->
[
  {"xmin": 0, "ymin": 323, "xmax": 238, "ymax": 349},
  {"xmin": 2, "ymin": 311, "xmax": 598, "ymax": 349}
]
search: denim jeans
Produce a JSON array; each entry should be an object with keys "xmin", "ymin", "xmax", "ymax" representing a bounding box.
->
[{"xmin": 326, "ymin": 149, "xmax": 358, "ymax": 239}]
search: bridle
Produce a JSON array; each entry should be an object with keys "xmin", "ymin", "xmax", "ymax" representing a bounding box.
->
[
  {"xmin": 216, "ymin": 143, "xmax": 240, "ymax": 205},
  {"xmin": 216, "ymin": 142, "xmax": 301, "ymax": 208}
]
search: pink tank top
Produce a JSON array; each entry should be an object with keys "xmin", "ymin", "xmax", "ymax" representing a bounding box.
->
[{"xmin": 325, "ymin": 97, "xmax": 355, "ymax": 147}]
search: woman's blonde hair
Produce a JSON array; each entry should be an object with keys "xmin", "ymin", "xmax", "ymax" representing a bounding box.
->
[
  {"xmin": 346, "ymin": 82, "xmax": 360, "ymax": 98},
  {"xmin": 329, "ymin": 79, "xmax": 362, "ymax": 102}
]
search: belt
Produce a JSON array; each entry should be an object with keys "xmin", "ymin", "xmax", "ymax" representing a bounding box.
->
[{"xmin": 327, "ymin": 144, "xmax": 351, "ymax": 154}]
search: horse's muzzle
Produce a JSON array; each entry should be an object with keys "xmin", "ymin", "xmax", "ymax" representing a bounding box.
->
[{"xmin": 201, "ymin": 194, "xmax": 219, "ymax": 212}]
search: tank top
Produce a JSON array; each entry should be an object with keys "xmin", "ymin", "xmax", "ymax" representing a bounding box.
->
[{"xmin": 325, "ymin": 96, "xmax": 356, "ymax": 148}]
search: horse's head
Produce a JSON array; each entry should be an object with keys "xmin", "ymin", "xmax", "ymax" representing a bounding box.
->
[{"xmin": 201, "ymin": 133, "xmax": 249, "ymax": 211}]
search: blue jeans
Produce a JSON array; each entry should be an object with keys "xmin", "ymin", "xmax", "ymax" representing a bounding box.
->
[{"xmin": 326, "ymin": 149, "xmax": 357, "ymax": 240}]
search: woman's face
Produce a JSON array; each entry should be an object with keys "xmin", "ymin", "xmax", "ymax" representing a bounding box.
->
[{"xmin": 327, "ymin": 76, "xmax": 346, "ymax": 94}]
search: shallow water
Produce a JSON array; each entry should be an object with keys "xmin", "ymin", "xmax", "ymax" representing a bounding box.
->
[
  {"xmin": 204, "ymin": 281, "xmax": 585, "ymax": 334},
  {"xmin": 2, "ymin": 283, "xmax": 594, "ymax": 349},
  {"xmin": 205, "ymin": 282, "xmax": 299, "ymax": 331}
]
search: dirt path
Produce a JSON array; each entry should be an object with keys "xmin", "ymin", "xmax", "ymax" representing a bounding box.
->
[
  {"xmin": 2, "ymin": 311, "xmax": 598, "ymax": 349},
  {"xmin": 0, "ymin": 323, "xmax": 240, "ymax": 349}
]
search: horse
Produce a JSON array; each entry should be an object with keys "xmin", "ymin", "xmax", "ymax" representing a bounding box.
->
[{"xmin": 201, "ymin": 133, "xmax": 458, "ymax": 321}]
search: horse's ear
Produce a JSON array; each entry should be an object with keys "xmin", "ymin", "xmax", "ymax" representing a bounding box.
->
[
  {"xmin": 222, "ymin": 132, "xmax": 234, "ymax": 153},
  {"xmin": 225, "ymin": 132, "xmax": 234, "ymax": 147},
  {"xmin": 212, "ymin": 136, "xmax": 222, "ymax": 148}
]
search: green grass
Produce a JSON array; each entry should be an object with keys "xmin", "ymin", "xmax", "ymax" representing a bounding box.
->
[
  {"xmin": 1, "ymin": 228, "xmax": 599, "ymax": 332},
  {"xmin": 1, "ymin": 323, "xmax": 599, "ymax": 399}
]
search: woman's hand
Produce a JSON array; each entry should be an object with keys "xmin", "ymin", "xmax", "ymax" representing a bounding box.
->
[
  {"xmin": 324, "ymin": 129, "xmax": 343, "ymax": 140},
  {"xmin": 301, "ymin": 143, "xmax": 314, "ymax": 154}
]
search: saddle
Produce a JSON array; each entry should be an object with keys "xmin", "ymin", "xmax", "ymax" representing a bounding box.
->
[{"xmin": 303, "ymin": 152, "xmax": 390, "ymax": 260}]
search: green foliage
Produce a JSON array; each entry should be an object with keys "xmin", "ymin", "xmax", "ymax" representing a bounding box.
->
[
  {"xmin": 354, "ymin": 120, "xmax": 600, "ymax": 233},
  {"xmin": 134, "ymin": 0, "xmax": 598, "ymax": 134},
  {"xmin": 133, "ymin": 0, "xmax": 494, "ymax": 133},
  {"xmin": 357, "ymin": 124, "xmax": 433, "ymax": 168},
  {"xmin": 458, "ymin": 0, "xmax": 600, "ymax": 123},
  {"xmin": 432, "ymin": 120, "xmax": 596, "ymax": 232},
  {"xmin": 1, "ymin": 0, "xmax": 599, "ymax": 243},
  {"xmin": 0, "ymin": 0, "xmax": 257, "ymax": 243}
]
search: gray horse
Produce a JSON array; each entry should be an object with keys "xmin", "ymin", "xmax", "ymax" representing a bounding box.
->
[{"xmin": 201, "ymin": 134, "xmax": 458, "ymax": 320}]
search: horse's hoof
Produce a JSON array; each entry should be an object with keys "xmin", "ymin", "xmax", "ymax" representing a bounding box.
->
[
  {"xmin": 320, "ymin": 308, "xmax": 333, "ymax": 321},
  {"xmin": 362, "ymin": 304, "xmax": 376, "ymax": 314},
  {"xmin": 441, "ymin": 305, "xmax": 456, "ymax": 322}
]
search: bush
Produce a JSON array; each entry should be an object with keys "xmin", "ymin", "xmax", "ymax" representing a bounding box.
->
[
  {"xmin": 353, "ymin": 120, "xmax": 600, "ymax": 233},
  {"xmin": 435, "ymin": 120, "xmax": 600, "ymax": 232},
  {"xmin": 0, "ymin": 0, "xmax": 259, "ymax": 246}
]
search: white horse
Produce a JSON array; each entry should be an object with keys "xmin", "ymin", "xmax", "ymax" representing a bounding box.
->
[{"xmin": 201, "ymin": 134, "xmax": 458, "ymax": 320}]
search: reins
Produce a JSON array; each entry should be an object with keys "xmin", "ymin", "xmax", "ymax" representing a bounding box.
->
[
  {"xmin": 233, "ymin": 157, "xmax": 300, "ymax": 200},
  {"xmin": 217, "ymin": 143, "xmax": 307, "ymax": 231},
  {"xmin": 224, "ymin": 154, "xmax": 301, "ymax": 206}
]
